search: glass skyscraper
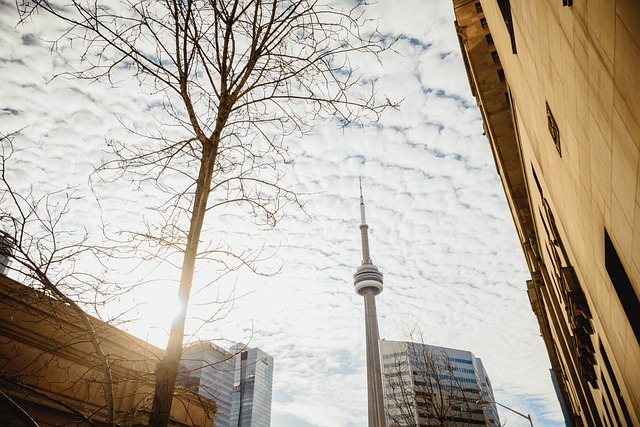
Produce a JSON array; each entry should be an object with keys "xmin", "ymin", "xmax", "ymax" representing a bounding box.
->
[
  {"xmin": 0, "ymin": 231, "xmax": 14, "ymax": 276},
  {"xmin": 180, "ymin": 341, "xmax": 235, "ymax": 427},
  {"xmin": 380, "ymin": 340, "xmax": 500, "ymax": 427},
  {"xmin": 229, "ymin": 344, "xmax": 274, "ymax": 427},
  {"xmin": 179, "ymin": 342, "xmax": 273, "ymax": 427}
]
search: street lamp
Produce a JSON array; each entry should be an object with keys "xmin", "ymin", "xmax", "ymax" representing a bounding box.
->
[{"xmin": 476, "ymin": 398, "xmax": 534, "ymax": 427}]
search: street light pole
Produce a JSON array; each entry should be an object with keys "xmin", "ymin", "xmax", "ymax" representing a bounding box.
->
[{"xmin": 477, "ymin": 398, "xmax": 534, "ymax": 427}]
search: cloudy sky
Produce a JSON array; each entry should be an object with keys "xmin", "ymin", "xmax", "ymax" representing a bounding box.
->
[{"xmin": 1, "ymin": 1, "xmax": 565, "ymax": 426}]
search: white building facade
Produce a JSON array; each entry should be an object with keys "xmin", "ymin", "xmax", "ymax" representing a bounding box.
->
[{"xmin": 380, "ymin": 340, "xmax": 500, "ymax": 427}]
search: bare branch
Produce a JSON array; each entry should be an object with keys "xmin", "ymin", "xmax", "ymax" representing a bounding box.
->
[
  {"xmin": 15, "ymin": 1, "xmax": 398, "ymax": 425},
  {"xmin": 1, "ymin": 131, "xmax": 117, "ymax": 425}
]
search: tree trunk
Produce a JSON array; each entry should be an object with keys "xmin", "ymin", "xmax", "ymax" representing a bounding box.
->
[{"xmin": 148, "ymin": 138, "xmax": 219, "ymax": 426}]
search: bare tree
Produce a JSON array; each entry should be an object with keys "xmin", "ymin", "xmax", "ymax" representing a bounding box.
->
[
  {"xmin": 0, "ymin": 131, "xmax": 117, "ymax": 425},
  {"xmin": 16, "ymin": 1, "xmax": 396, "ymax": 425},
  {"xmin": 382, "ymin": 339, "xmax": 485, "ymax": 427},
  {"xmin": 1, "ymin": 135, "xmax": 212, "ymax": 426}
]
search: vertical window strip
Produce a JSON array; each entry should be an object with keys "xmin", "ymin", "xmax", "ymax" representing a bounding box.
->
[{"xmin": 604, "ymin": 230, "xmax": 640, "ymax": 345}]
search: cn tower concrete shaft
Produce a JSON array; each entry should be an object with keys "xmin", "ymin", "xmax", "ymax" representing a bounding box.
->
[
  {"xmin": 353, "ymin": 180, "xmax": 386, "ymax": 427},
  {"xmin": 363, "ymin": 289, "xmax": 386, "ymax": 427}
]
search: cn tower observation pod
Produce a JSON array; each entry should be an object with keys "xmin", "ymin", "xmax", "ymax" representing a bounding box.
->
[{"xmin": 353, "ymin": 263, "xmax": 383, "ymax": 295}]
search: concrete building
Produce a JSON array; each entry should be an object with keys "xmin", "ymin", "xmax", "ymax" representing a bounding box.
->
[
  {"xmin": 181, "ymin": 341, "xmax": 235, "ymax": 427},
  {"xmin": 353, "ymin": 181, "xmax": 387, "ymax": 427},
  {"xmin": 380, "ymin": 340, "xmax": 500, "ymax": 427},
  {"xmin": 228, "ymin": 344, "xmax": 274, "ymax": 427},
  {"xmin": 0, "ymin": 274, "xmax": 216, "ymax": 426},
  {"xmin": 452, "ymin": 1, "xmax": 640, "ymax": 425}
]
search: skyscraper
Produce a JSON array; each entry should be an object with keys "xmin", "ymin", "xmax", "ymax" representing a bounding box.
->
[
  {"xmin": 452, "ymin": 0, "xmax": 640, "ymax": 424},
  {"xmin": 0, "ymin": 230, "xmax": 14, "ymax": 276},
  {"xmin": 229, "ymin": 344, "xmax": 274, "ymax": 427},
  {"xmin": 180, "ymin": 341, "xmax": 235, "ymax": 427},
  {"xmin": 179, "ymin": 342, "xmax": 273, "ymax": 427},
  {"xmin": 380, "ymin": 340, "xmax": 501, "ymax": 427},
  {"xmin": 353, "ymin": 181, "xmax": 386, "ymax": 427}
]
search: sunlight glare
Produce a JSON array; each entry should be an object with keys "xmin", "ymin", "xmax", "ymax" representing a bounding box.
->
[{"xmin": 135, "ymin": 285, "xmax": 183, "ymax": 348}]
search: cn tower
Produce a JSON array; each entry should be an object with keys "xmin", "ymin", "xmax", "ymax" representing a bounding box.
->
[{"xmin": 353, "ymin": 179, "xmax": 386, "ymax": 427}]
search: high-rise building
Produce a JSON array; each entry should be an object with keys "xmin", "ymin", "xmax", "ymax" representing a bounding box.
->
[
  {"xmin": 380, "ymin": 340, "xmax": 500, "ymax": 427},
  {"xmin": 0, "ymin": 230, "xmax": 14, "ymax": 276},
  {"xmin": 228, "ymin": 344, "xmax": 274, "ymax": 427},
  {"xmin": 179, "ymin": 342, "xmax": 273, "ymax": 427},
  {"xmin": 180, "ymin": 341, "xmax": 235, "ymax": 427},
  {"xmin": 452, "ymin": 1, "xmax": 640, "ymax": 425},
  {"xmin": 354, "ymin": 181, "xmax": 387, "ymax": 427}
]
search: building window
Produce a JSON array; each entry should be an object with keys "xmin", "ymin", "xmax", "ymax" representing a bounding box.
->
[
  {"xmin": 497, "ymin": 0, "xmax": 517, "ymax": 53},
  {"xmin": 604, "ymin": 230, "xmax": 640, "ymax": 345},
  {"xmin": 601, "ymin": 375, "xmax": 621, "ymax": 426},
  {"xmin": 599, "ymin": 339, "xmax": 634, "ymax": 425},
  {"xmin": 546, "ymin": 102, "xmax": 561, "ymax": 156},
  {"xmin": 531, "ymin": 165, "xmax": 543, "ymax": 195},
  {"xmin": 563, "ymin": 0, "xmax": 573, "ymax": 6},
  {"xmin": 497, "ymin": 69, "xmax": 505, "ymax": 82},
  {"xmin": 475, "ymin": 2, "xmax": 483, "ymax": 13},
  {"xmin": 491, "ymin": 50, "xmax": 500, "ymax": 63},
  {"xmin": 485, "ymin": 33, "xmax": 494, "ymax": 46},
  {"xmin": 480, "ymin": 17, "xmax": 488, "ymax": 29}
]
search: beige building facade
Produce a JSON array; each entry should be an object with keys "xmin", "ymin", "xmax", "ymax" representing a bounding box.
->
[
  {"xmin": 452, "ymin": 1, "xmax": 640, "ymax": 426},
  {"xmin": 0, "ymin": 275, "xmax": 216, "ymax": 426}
]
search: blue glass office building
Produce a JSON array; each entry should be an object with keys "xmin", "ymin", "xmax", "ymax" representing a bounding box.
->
[
  {"xmin": 229, "ymin": 344, "xmax": 274, "ymax": 427},
  {"xmin": 180, "ymin": 341, "xmax": 235, "ymax": 427},
  {"xmin": 380, "ymin": 340, "xmax": 501, "ymax": 427}
]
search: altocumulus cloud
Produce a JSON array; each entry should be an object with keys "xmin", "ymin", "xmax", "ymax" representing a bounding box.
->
[{"xmin": 0, "ymin": 1, "xmax": 565, "ymax": 426}]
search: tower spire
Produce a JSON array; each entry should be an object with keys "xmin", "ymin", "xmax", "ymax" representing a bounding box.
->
[
  {"xmin": 353, "ymin": 178, "xmax": 386, "ymax": 427},
  {"xmin": 359, "ymin": 177, "xmax": 372, "ymax": 264}
]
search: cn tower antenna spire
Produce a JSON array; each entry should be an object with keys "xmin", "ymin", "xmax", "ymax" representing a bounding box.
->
[
  {"xmin": 359, "ymin": 177, "xmax": 366, "ymax": 222},
  {"xmin": 353, "ymin": 178, "xmax": 386, "ymax": 427},
  {"xmin": 359, "ymin": 177, "xmax": 372, "ymax": 264}
]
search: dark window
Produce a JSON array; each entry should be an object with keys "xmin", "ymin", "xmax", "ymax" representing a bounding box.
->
[
  {"xmin": 601, "ymin": 375, "xmax": 620, "ymax": 427},
  {"xmin": 531, "ymin": 165, "xmax": 543, "ymax": 195},
  {"xmin": 546, "ymin": 102, "xmax": 561, "ymax": 156},
  {"xmin": 491, "ymin": 50, "xmax": 500, "ymax": 63},
  {"xmin": 539, "ymin": 209, "xmax": 550, "ymax": 243},
  {"xmin": 497, "ymin": 0, "xmax": 517, "ymax": 53},
  {"xmin": 497, "ymin": 69, "xmax": 505, "ymax": 82},
  {"xmin": 475, "ymin": 2, "xmax": 483, "ymax": 13},
  {"xmin": 604, "ymin": 230, "xmax": 640, "ymax": 345},
  {"xmin": 480, "ymin": 17, "xmax": 488, "ymax": 29},
  {"xmin": 563, "ymin": 0, "xmax": 573, "ymax": 6},
  {"xmin": 485, "ymin": 33, "xmax": 494, "ymax": 46},
  {"xmin": 599, "ymin": 339, "xmax": 634, "ymax": 425}
]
